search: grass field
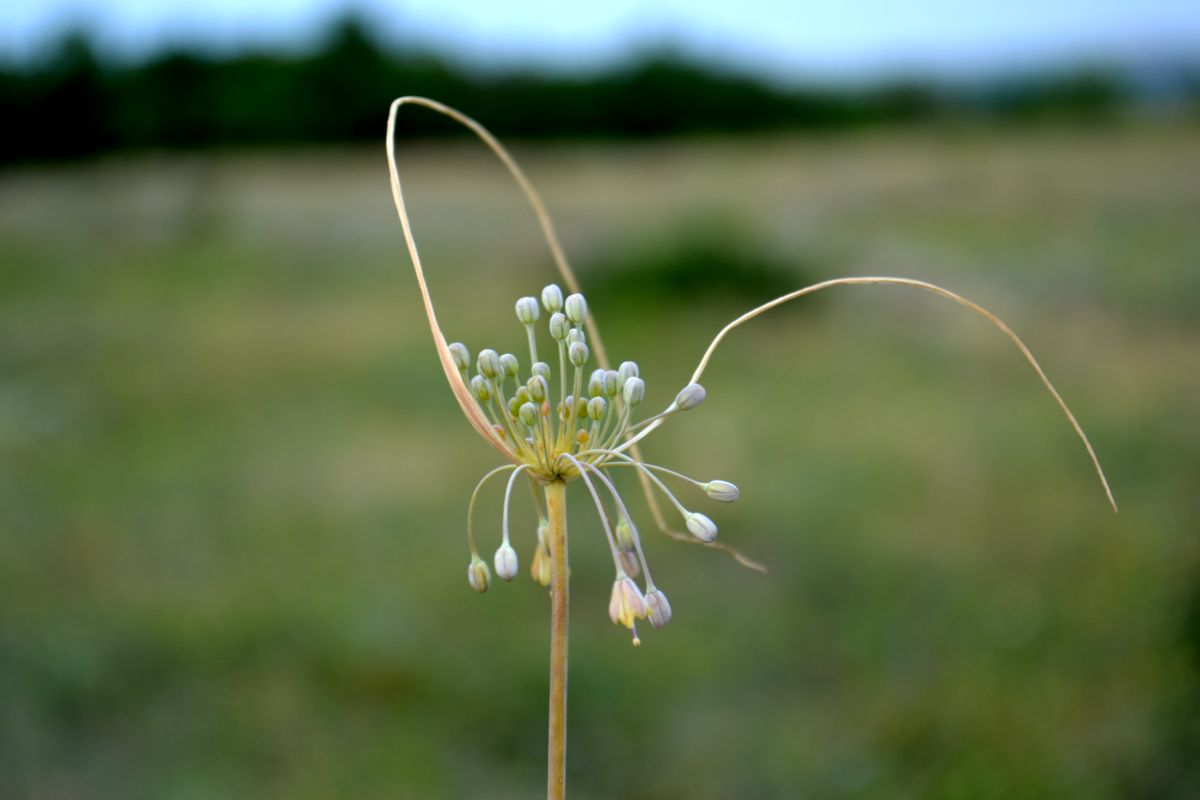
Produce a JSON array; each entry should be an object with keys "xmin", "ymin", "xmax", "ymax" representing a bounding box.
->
[{"xmin": 1, "ymin": 124, "xmax": 1198, "ymax": 798}]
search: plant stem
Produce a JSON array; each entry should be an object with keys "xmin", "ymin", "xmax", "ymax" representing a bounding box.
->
[{"xmin": 545, "ymin": 479, "xmax": 569, "ymax": 800}]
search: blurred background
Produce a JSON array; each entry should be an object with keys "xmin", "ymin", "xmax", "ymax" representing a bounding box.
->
[{"xmin": 2, "ymin": 1, "xmax": 1199, "ymax": 797}]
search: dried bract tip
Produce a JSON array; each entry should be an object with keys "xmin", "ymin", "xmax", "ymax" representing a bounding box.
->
[
  {"xmin": 515, "ymin": 296, "xmax": 540, "ymax": 325},
  {"xmin": 494, "ymin": 543, "xmax": 519, "ymax": 581},
  {"xmin": 674, "ymin": 383, "xmax": 707, "ymax": 411},
  {"xmin": 468, "ymin": 557, "xmax": 491, "ymax": 593},
  {"xmin": 685, "ymin": 511, "xmax": 719, "ymax": 542},
  {"xmin": 645, "ymin": 588, "xmax": 672, "ymax": 629},
  {"xmin": 704, "ymin": 480, "xmax": 740, "ymax": 503},
  {"xmin": 541, "ymin": 283, "xmax": 564, "ymax": 313},
  {"xmin": 564, "ymin": 293, "xmax": 588, "ymax": 325}
]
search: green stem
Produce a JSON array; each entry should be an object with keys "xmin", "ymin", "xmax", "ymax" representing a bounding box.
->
[{"xmin": 545, "ymin": 480, "xmax": 569, "ymax": 800}]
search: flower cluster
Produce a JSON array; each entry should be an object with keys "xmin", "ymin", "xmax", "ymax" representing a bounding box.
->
[{"xmin": 456, "ymin": 284, "xmax": 739, "ymax": 644}]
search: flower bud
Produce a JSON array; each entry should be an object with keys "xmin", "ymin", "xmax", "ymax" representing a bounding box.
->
[
  {"xmin": 608, "ymin": 576, "xmax": 647, "ymax": 628},
  {"xmin": 532, "ymin": 361, "xmax": 551, "ymax": 380},
  {"xmin": 468, "ymin": 557, "xmax": 491, "ymax": 593},
  {"xmin": 514, "ymin": 386, "xmax": 532, "ymax": 406},
  {"xmin": 685, "ymin": 511, "xmax": 718, "ymax": 542},
  {"xmin": 587, "ymin": 396, "xmax": 607, "ymax": 421},
  {"xmin": 674, "ymin": 382, "xmax": 707, "ymax": 411},
  {"xmin": 560, "ymin": 396, "xmax": 574, "ymax": 420},
  {"xmin": 603, "ymin": 370, "xmax": 620, "ymax": 397},
  {"xmin": 549, "ymin": 312, "xmax": 569, "ymax": 341},
  {"xmin": 477, "ymin": 349, "xmax": 502, "ymax": 380},
  {"xmin": 704, "ymin": 480, "xmax": 740, "ymax": 503},
  {"xmin": 528, "ymin": 374, "xmax": 548, "ymax": 403},
  {"xmin": 618, "ymin": 361, "xmax": 639, "ymax": 385},
  {"xmin": 575, "ymin": 396, "xmax": 590, "ymax": 417},
  {"xmin": 470, "ymin": 375, "xmax": 491, "ymax": 402},
  {"xmin": 566, "ymin": 327, "xmax": 586, "ymax": 347},
  {"xmin": 564, "ymin": 293, "xmax": 587, "ymax": 325},
  {"xmin": 615, "ymin": 516, "xmax": 635, "ymax": 551},
  {"xmin": 618, "ymin": 550, "xmax": 640, "ymax": 578},
  {"xmin": 531, "ymin": 542, "xmax": 552, "ymax": 586},
  {"xmin": 494, "ymin": 543, "xmax": 519, "ymax": 581},
  {"xmin": 587, "ymin": 370, "xmax": 605, "ymax": 397},
  {"xmin": 568, "ymin": 341, "xmax": 589, "ymax": 367},
  {"xmin": 645, "ymin": 588, "xmax": 672, "ymax": 629},
  {"xmin": 622, "ymin": 376, "xmax": 645, "ymax": 407},
  {"xmin": 541, "ymin": 283, "xmax": 564, "ymax": 313},
  {"xmin": 448, "ymin": 342, "xmax": 470, "ymax": 373},
  {"xmin": 500, "ymin": 352, "xmax": 520, "ymax": 378},
  {"xmin": 519, "ymin": 402, "xmax": 538, "ymax": 426},
  {"xmin": 515, "ymin": 296, "xmax": 540, "ymax": 325},
  {"xmin": 507, "ymin": 397, "xmax": 520, "ymax": 417}
]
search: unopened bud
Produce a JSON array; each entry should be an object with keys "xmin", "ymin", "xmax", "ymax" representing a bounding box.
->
[
  {"xmin": 587, "ymin": 396, "xmax": 607, "ymax": 421},
  {"xmin": 623, "ymin": 376, "xmax": 645, "ymax": 406},
  {"xmin": 494, "ymin": 544, "xmax": 519, "ymax": 581},
  {"xmin": 528, "ymin": 374, "xmax": 548, "ymax": 403},
  {"xmin": 468, "ymin": 557, "xmax": 491, "ymax": 593},
  {"xmin": 470, "ymin": 375, "xmax": 491, "ymax": 402},
  {"xmin": 685, "ymin": 511, "xmax": 718, "ymax": 542},
  {"xmin": 507, "ymin": 397, "xmax": 520, "ymax": 417},
  {"xmin": 618, "ymin": 550, "xmax": 640, "ymax": 578},
  {"xmin": 564, "ymin": 293, "xmax": 587, "ymax": 325},
  {"xmin": 477, "ymin": 349, "xmax": 502, "ymax": 380},
  {"xmin": 448, "ymin": 342, "xmax": 470, "ymax": 373},
  {"xmin": 618, "ymin": 361, "xmax": 639, "ymax": 385},
  {"xmin": 514, "ymin": 386, "xmax": 532, "ymax": 406},
  {"xmin": 531, "ymin": 542, "xmax": 552, "ymax": 586},
  {"xmin": 519, "ymin": 402, "xmax": 538, "ymax": 426},
  {"xmin": 500, "ymin": 353, "xmax": 520, "ymax": 378},
  {"xmin": 568, "ymin": 341, "xmax": 589, "ymax": 367},
  {"xmin": 541, "ymin": 284, "xmax": 564, "ymax": 313},
  {"xmin": 674, "ymin": 383, "xmax": 706, "ymax": 411},
  {"xmin": 549, "ymin": 312, "xmax": 569, "ymax": 341},
  {"xmin": 566, "ymin": 327, "xmax": 586, "ymax": 347},
  {"xmin": 704, "ymin": 480, "xmax": 740, "ymax": 503},
  {"xmin": 615, "ymin": 516, "xmax": 635, "ymax": 551},
  {"xmin": 515, "ymin": 296, "xmax": 540, "ymax": 325},
  {"xmin": 604, "ymin": 370, "xmax": 620, "ymax": 397},
  {"xmin": 532, "ymin": 361, "xmax": 551, "ymax": 380},
  {"xmin": 645, "ymin": 588, "xmax": 672, "ymax": 629},
  {"xmin": 588, "ymin": 370, "xmax": 605, "ymax": 397}
]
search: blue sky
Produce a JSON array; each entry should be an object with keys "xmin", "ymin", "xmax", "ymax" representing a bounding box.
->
[{"xmin": 3, "ymin": 0, "xmax": 1199, "ymax": 79}]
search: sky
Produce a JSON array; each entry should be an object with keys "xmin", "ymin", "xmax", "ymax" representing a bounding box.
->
[{"xmin": 2, "ymin": 0, "xmax": 1199, "ymax": 79}]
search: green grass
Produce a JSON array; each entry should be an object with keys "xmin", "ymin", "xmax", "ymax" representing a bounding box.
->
[{"xmin": 1, "ymin": 124, "xmax": 1198, "ymax": 798}]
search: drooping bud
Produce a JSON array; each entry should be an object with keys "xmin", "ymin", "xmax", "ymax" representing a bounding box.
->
[
  {"xmin": 470, "ymin": 375, "xmax": 491, "ymax": 402},
  {"xmin": 587, "ymin": 396, "xmax": 607, "ymax": 421},
  {"xmin": 515, "ymin": 296, "xmax": 540, "ymax": 325},
  {"xmin": 608, "ymin": 576, "xmax": 647, "ymax": 628},
  {"xmin": 674, "ymin": 383, "xmax": 707, "ymax": 411},
  {"xmin": 622, "ymin": 376, "xmax": 645, "ymax": 407},
  {"xmin": 618, "ymin": 361, "xmax": 639, "ymax": 386},
  {"xmin": 531, "ymin": 542, "xmax": 552, "ymax": 586},
  {"xmin": 468, "ymin": 556, "xmax": 491, "ymax": 593},
  {"xmin": 564, "ymin": 293, "xmax": 587, "ymax": 325},
  {"xmin": 448, "ymin": 342, "xmax": 470, "ymax": 373},
  {"xmin": 532, "ymin": 361, "xmax": 551, "ymax": 380},
  {"xmin": 541, "ymin": 284, "xmax": 564, "ymax": 313},
  {"xmin": 685, "ymin": 511, "xmax": 718, "ymax": 542},
  {"xmin": 500, "ymin": 353, "xmax": 520, "ymax": 379},
  {"xmin": 618, "ymin": 550, "xmax": 640, "ymax": 579},
  {"xmin": 704, "ymin": 480, "xmax": 740, "ymax": 503},
  {"xmin": 528, "ymin": 374, "xmax": 548, "ymax": 403},
  {"xmin": 494, "ymin": 544, "xmax": 519, "ymax": 581},
  {"xmin": 603, "ymin": 370, "xmax": 620, "ymax": 397},
  {"xmin": 477, "ymin": 349, "xmax": 502, "ymax": 380},
  {"xmin": 568, "ymin": 341, "xmax": 589, "ymax": 367},
  {"xmin": 615, "ymin": 516, "xmax": 636, "ymax": 551},
  {"xmin": 549, "ymin": 312, "xmax": 569, "ymax": 341},
  {"xmin": 519, "ymin": 402, "xmax": 538, "ymax": 426},
  {"xmin": 645, "ymin": 588, "xmax": 672, "ymax": 629}
]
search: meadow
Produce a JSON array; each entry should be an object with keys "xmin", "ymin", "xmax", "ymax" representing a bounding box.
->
[{"xmin": 1, "ymin": 123, "xmax": 1198, "ymax": 798}]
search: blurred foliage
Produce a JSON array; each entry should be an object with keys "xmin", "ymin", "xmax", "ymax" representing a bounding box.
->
[
  {"xmin": 3, "ymin": 15, "xmax": 1199, "ymax": 164},
  {"xmin": 0, "ymin": 125, "xmax": 1198, "ymax": 798}
]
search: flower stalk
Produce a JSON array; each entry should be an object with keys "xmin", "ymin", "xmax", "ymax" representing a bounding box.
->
[{"xmin": 545, "ymin": 479, "xmax": 569, "ymax": 800}]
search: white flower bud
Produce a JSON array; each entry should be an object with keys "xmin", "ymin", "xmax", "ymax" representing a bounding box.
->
[
  {"xmin": 541, "ymin": 283, "xmax": 564, "ymax": 313},
  {"xmin": 564, "ymin": 293, "xmax": 587, "ymax": 325},
  {"xmin": 494, "ymin": 544, "xmax": 519, "ymax": 581},
  {"xmin": 568, "ymin": 341, "xmax": 589, "ymax": 367},
  {"xmin": 674, "ymin": 383, "xmax": 706, "ymax": 411},
  {"xmin": 532, "ymin": 361, "xmax": 551, "ymax": 380},
  {"xmin": 615, "ymin": 516, "xmax": 635, "ymax": 551},
  {"xmin": 587, "ymin": 370, "xmax": 605, "ymax": 397},
  {"xmin": 528, "ymin": 374, "xmax": 548, "ymax": 403},
  {"xmin": 622, "ymin": 377, "xmax": 645, "ymax": 406},
  {"xmin": 500, "ymin": 353, "xmax": 520, "ymax": 378},
  {"xmin": 470, "ymin": 375, "xmax": 491, "ymax": 402},
  {"xmin": 587, "ymin": 396, "xmax": 607, "ymax": 421},
  {"xmin": 468, "ymin": 557, "xmax": 491, "ymax": 593},
  {"xmin": 448, "ymin": 342, "xmax": 470, "ymax": 373},
  {"xmin": 566, "ymin": 327, "xmax": 586, "ymax": 347},
  {"xmin": 618, "ymin": 550, "xmax": 640, "ymax": 579},
  {"xmin": 549, "ymin": 312, "xmax": 569, "ymax": 341},
  {"xmin": 685, "ymin": 511, "xmax": 718, "ymax": 542},
  {"xmin": 519, "ymin": 402, "xmax": 538, "ymax": 426},
  {"xmin": 603, "ymin": 370, "xmax": 620, "ymax": 397},
  {"xmin": 515, "ymin": 296, "xmax": 540, "ymax": 325},
  {"xmin": 704, "ymin": 480, "xmax": 740, "ymax": 503},
  {"xmin": 618, "ymin": 361, "xmax": 639, "ymax": 385},
  {"xmin": 477, "ymin": 349, "xmax": 502, "ymax": 380},
  {"xmin": 645, "ymin": 588, "xmax": 672, "ymax": 629}
]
